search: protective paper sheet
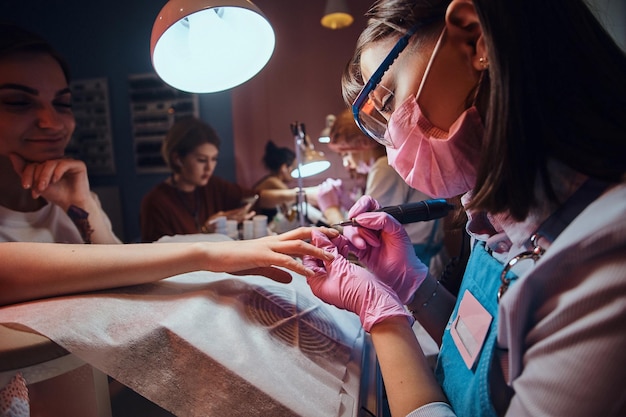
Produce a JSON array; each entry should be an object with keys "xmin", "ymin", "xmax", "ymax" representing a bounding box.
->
[{"xmin": 0, "ymin": 269, "xmax": 365, "ymax": 417}]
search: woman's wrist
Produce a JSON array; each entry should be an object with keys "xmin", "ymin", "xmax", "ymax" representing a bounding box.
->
[
  {"xmin": 67, "ymin": 205, "xmax": 94, "ymax": 243},
  {"xmin": 406, "ymin": 273, "xmax": 439, "ymax": 314}
]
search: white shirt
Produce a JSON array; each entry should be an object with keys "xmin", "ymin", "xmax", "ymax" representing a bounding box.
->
[{"xmin": 0, "ymin": 194, "xmax": 118, "ymax": 243}]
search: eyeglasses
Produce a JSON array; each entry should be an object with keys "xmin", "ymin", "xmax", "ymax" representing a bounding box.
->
[{"xmin": 352, "ymin": 18, "xmax": 437, "ymax": 147}]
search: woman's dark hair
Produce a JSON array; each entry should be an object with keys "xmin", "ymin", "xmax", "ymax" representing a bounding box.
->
[
  {"xmin": 162, "ymin": 116, "xmax": 221, "ymax": 172},
  {"xmin": 0, "ymin": 22, "xmax": 71, "ymax": 83},
  {"xmin": 470, "ymin": 0, "xmax": 626, "ymax": 219},
  {"xmin": 344, "ymin": 0, "xmax": 626, "ymax": 219},
  {"xmin": 262, "ymin": 140, "xmax": 296, "ymax": 172}
]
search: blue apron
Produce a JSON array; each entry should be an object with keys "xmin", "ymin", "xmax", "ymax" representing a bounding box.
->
[
  {"xmin": 435, "ymin": 242, "xmax": 508, "ymax": 417},
  {"xmin": 413, "ymin": 219, "xmax": 443, "ymax": 267},
  {"xmin": 433, "ymin": 178, "xmax": 609, "ymax": 416}
]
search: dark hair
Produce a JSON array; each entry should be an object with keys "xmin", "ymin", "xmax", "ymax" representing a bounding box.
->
[
  {"xmin": 161, "ymin": 116, "xmax": 221, "ymax": 172},
  {"xmin": 470, "ymin": 0, "xmax": 626, "ymax": 219},
  {"xmin": 0, "ymin": 22, "xmax": 71, "ymax": 83},
  {"xmin": 344, "ymin": 0, "xmax": 626, "ymax": 219},
  {"xmin": 262, "ymin": 140, "xmax": 296, "ymax": 172}
]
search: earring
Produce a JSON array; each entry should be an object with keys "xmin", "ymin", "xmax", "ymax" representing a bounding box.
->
[{"xmin": 479, "ymin": 57, "xmax": 489, "ymax": 69}]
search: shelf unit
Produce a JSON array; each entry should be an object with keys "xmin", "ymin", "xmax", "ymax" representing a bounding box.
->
[
  {"xmin": 129, "ymin": 73, "xmax": 199, "ymax": 174},
  {"xmin": 68, "ymin": 78, "xmax": 116, "ymax": 175}
]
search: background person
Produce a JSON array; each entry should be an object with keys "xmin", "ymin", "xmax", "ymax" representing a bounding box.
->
[
  {"xmin": 304, "ymin": 0, "xmax": 626, "ymax": 416},
  {"xmin": 253, "ymin": 139, "xmax": 324, "ymax": 233},
  {"xmin": 253, "ymin": 140, "xmax": 296, "ymax": 223},
  {"xmin": 140, "ymin": 117, "xmax": 320, "ymax": 242}
]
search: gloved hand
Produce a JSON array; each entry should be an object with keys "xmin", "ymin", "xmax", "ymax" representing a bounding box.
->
[
  {"xmin": 344, "ymin": 195, "xmax": 381, "ymax": 249},
  {"xmin": 316, "ymin": 178, "xmax": 343, "ymax": 212},
  {"xmin": 342, "ymin": 195, "xmax": 429, "ymax": 304},
  {"xmin": 303, "ymin": 230, "xmax": 412, "ymax": 332}
]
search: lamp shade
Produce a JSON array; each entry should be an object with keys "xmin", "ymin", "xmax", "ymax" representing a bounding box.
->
[
  {"xmin": 321, "ymin": 0, "xmax": 353, "ymax": 30},
  {"xmin": 291, "ymin": 152, "xmax": 331, "ymax": 178},
  {"xmin": 151, "ymin": 0, "xmax": 275, "ymax": 93},
  {"xmin": 291, "ymin": 136, "xmax": 331, "ymax": 179}
]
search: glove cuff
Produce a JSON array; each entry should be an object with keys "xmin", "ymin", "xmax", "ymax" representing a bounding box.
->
[
  {"xmin": 399, "ymin": 265, "xmax": 429, "ymax": 305},
  {"xmin": 360, "ymin": 283, "xmax": 414, "ymax": 332}
]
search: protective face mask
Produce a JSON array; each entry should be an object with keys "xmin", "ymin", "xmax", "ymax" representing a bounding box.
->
[
  {"xmin": 385, "ymin": 27, "xmax": 484, "ymax": 198},
  {"xmin": 386, "ymin": 98, "xmax": 483, "ymax": 198}
]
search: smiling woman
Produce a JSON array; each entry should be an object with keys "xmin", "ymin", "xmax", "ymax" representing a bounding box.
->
[{"xmin": 0, "ymin": 22, "xmax": 120, "ymax": 244}]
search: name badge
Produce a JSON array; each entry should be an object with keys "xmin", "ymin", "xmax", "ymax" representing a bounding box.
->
[{"xmin": 450, "ymin": 289, "xmax": 493, "ymax": 369}]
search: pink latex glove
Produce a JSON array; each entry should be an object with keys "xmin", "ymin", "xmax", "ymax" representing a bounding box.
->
[
  {"xmin": 344, "ymin": 195, "xmax": 382, "ymax": 249},
  {"xmin": 342, "ymin": 195, "xmax": 429, "ymax": 304},
  {"xmin": 303, "ymin": 229, "xmax": 412, "ymax": 332},
  {"xmin": 317, "ymin": 178, "xmax": 343, "ymax": 212}
]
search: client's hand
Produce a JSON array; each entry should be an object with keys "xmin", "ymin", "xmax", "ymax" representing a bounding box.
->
[
  {"xmin": 316, "ymin": 178, "xmax": 343, "ymax": 212},
  {"xmin": 342, "ymin": 195, "xmax": 429, "ymax": 304},
  {"xmin": 303, "ymin": 229, "xmax": 412, "ymax": 332},
  {"xmin": 9, "ymin": 153, "xmax": 93, "ymax": 211},
  {"xmin": 343, "ymin": 195, "xmax": 381, "ymax": 249},
  {"xmin": 219, "ymin": 227, "xmax": 339, "ymax": 283}
]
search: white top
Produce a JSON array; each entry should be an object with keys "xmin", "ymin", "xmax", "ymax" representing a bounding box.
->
[{"xmin": 0, "ymin": 193, "xmax": 118, "ymax": 243}]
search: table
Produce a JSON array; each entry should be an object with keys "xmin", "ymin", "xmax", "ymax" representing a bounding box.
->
[{"xmin": 0, "ymin": 270, "xmax": 379, "ymax": 417}]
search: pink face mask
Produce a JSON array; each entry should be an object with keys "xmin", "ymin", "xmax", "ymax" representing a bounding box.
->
[
  {"xmin": 384, "ymin": 27, "xmax": 484, "ymax": 199},
  {"xmin": 386, "ymin": 98, "xmax": 483, "ymax": 198}
]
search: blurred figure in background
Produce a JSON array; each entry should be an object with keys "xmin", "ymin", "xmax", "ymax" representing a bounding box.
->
[
  {"xmin": 253, "ymin": 140, "xmax": 295, "ymax": 223},
  {"xmin": 317, "ymin": 109, "xmax": 449, "ymax": 279},
  {"xmin": 253, "ymin": 140, "xmax": 323, "ymax": 234},
  {"xmin": 140, "ymin": 116, "xmax": 257, "ymax": 242},
  {"xmin": 141, "ymin": 117, "xmax": 320, "ymax": 242}
]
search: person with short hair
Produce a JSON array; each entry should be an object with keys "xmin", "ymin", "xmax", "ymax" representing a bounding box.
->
[{"xmin": 140, "ymin": 117, "xmax": 320, "ymax": 242}]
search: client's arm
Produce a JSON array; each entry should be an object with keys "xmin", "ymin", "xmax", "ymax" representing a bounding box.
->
[{"xmin": 0, "ymin": 227, "xmax": 337, "ymax": 306}]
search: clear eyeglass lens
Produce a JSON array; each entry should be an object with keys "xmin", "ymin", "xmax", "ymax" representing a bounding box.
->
[{"xmin": 356, "ymin": 84, "xmax": 395, "ymax": 147}]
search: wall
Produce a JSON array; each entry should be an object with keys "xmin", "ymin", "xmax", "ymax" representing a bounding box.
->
[{"xmin": 231, "ymin": 0, "xmax": 371, "ymax": 189}]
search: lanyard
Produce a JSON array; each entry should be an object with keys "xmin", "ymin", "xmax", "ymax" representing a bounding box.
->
[{"xmin": 498, "ymin": 178, "xmax": 611, "ymax": 301}]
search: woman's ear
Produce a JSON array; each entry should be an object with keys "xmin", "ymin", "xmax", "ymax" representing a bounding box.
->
[
  {"xmin": 446, "ymin": 0, "xmax": 488, "ymax": 71},
  {"xmin": 171, "ymin": 153, "xmax": 183, "ymax": 170}
]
